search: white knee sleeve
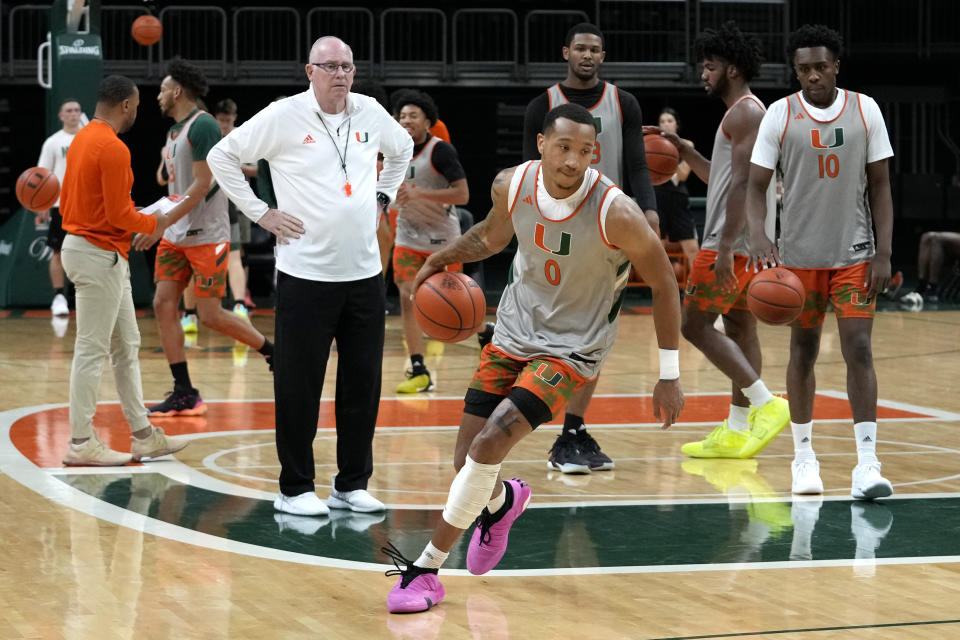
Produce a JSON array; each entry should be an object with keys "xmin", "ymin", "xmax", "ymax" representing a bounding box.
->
[{"xmin": 441, "ymin": 455, "xmax": 501, "ymax": 529}]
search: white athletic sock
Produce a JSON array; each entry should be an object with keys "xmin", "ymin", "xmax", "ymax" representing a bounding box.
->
[
  {"xmin": 486, "ymin": 481, "xmax": 507, "ymax": 513},
  {"xmin": 741, "ymin": 379, "xmax": 774, "ymax": 407},
  {"xmin": 414, "ymin": 541, "xmax": 449, "ymax": 570},
  {"xmin": 792, "ymin": 421, "xmax": 815, "ymax": 461},
  {"xmin": 854, "ymin": 421, "xmax": 879, "ymax": 464},
  {"xmin": 728, "ymin": 404, "xmax": 751, "ymax": 431}
]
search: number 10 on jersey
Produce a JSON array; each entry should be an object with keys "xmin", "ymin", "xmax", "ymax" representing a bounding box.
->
[{"xmin": 817, "ymin": 153, "xmax": 839, "ymax": 179}]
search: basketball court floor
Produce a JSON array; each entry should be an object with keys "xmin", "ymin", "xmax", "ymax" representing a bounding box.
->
[{"xmin": 2, "ymin": 304, "xmax": 959, "ymax": 639}]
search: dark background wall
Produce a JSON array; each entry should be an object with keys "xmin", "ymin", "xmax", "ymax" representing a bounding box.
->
[{"xmin": 3, "ymin": 0, "xmax": 959, "ymax": 274}]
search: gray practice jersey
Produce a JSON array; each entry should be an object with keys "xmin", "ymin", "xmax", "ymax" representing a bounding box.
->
[
  {"xmin": 702, "ymin": 94, "xmax": 777, "ymax": 254},
  {"xmin": 778, "ymin": 90, "xmax": 875, "ymax": 268},
  {"xmin": 163, "ymin": 109, "xmax": 229, "ymax": 247},
  {"xmin": 493, "ymin": 162, "xmax": 631, "ymax": 379},
  {"xmin": 395, "ymin": 136, "xmax": 461, "ymax": 252},
  {"xmin": 547, "ymin": 82, "xmax": 624, "ymax": 185}
]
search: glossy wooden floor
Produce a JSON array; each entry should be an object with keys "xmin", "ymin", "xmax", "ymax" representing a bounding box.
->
[{"xmin": 2, "ymin": 305, "xmax": 960, "ymax": 639}]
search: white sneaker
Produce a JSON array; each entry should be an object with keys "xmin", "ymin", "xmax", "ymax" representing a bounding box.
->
[
  {"xmin": 51, "ymin": 293, "xmax": 69, "ymax": 316},
  {"xmin": 327, "ymin": 486, "xmax": 386, "ymax": 513},
  {"xmin": 791, "ymin": 458, "xmax": 824, "ymax": 494},
  {"xmin": 131, "ymin": 426, "xmax": 189, "ymax": 461},
  {"xmin": 274, "ymin": 491, "xmax": 329, "ymax": 516},
  {"xmin": 851, "ymin": 461, "xmax": 893, "ymax": 500}
]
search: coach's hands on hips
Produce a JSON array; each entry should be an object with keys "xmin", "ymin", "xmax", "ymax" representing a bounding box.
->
[
  {"xmin": 258, "ymin": 208, "xmax": 304, "ymax": 245},
  {"xmin": 410, "ymin": 255, "xmax": 444, "ymax": 299},
  {"xmin": 865, "ymin": 253, "xmax": 892, "ymax": 298},
  {"xmin": 652, "ymin": 379, "xmax": 684, "ymax": 429}
]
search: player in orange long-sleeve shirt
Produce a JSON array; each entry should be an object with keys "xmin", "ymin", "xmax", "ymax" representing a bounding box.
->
[{"xmin": 58, "ymin": 75, "xmax": 189, "ymax": 466}]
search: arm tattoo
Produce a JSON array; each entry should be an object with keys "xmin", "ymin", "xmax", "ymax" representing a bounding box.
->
[{"xmin": 437, "ymin": 223, "xmax": 493, "ymax": 265}]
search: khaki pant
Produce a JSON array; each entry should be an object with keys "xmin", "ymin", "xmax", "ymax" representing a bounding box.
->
[{"xmin": 61, "ymin": 234, "xmax": 151, "ymax": 440}]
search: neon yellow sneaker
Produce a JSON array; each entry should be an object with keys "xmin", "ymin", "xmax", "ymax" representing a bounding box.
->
[
  {"xmin": 396, "ymin": 369, "xmax": 434, "ymax": 393},
  {"xmin": 180, "ymin": 313, "xmax": 198, "ymax": 334},
  {"xmin": 739, "ymin": 397, "xmax": 790, "ymax": 458},
  {"xmin": 680, "ymin": 421, "xmax": 749, "ymax": 458}
]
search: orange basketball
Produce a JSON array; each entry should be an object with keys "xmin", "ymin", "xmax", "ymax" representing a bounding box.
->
[
  {"xmin": 415, "ymin": 272, "xmax": 487, "ymax": 343},
  {"xmin": 644, "ymin": 133, "xmax": 679, "ymax": 186},
  {"xmin": 747, "ymin": 267, "xmax": 805, "ymax": 325},
  {"xmin": 16, "ymin": 166, "xmax": 60, "ymax": 212},
  {"xmin": 131, "ymin": 15, "xmax": 162, "ymax": 46}
]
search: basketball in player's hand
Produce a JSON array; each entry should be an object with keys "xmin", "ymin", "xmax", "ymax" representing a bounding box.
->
[
  {"xmin": 16, "ymin": 166, "xmax": 59, "ymax": 212},
  {"xmin": 415, "ymin": 272, "xmax": 487, "ymax": 343},
  {"xmin": 747, "ymin": 267, "xmax": 805, "ymax": 325},
  {"xmin": 132, "ymin": 15, "xmax": 162, "ymax": 46},
  {"xmin": 644, "ymin": 134, "xmax": 679, "ymax": 186}
]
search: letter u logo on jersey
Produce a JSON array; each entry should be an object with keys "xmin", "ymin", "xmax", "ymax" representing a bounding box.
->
[
  {"xmin": 356, "ymin": 132, "xmax": 369, "ymax": 143},
  {"xmin": 811, "ymin": 127, "xmax": 844, "ymax": 149},
  {"xmin": 534, "ymin": 223, "xmax": 571, "ymax": 256}
]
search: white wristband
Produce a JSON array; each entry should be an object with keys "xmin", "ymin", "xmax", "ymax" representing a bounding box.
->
[{"xmin": 659, "ymin": 348, "xmax": 680, "ymax": 380}]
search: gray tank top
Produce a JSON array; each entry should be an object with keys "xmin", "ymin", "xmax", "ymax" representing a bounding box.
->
[
  {"xmin": 163, "ymin": 110, "xmax": 229, "ymax": 247},
  {"xmin": 547, "ymin": 82, "xmax": 624, "ymax": 185},
  {"xmin": 778, "ymin": 90, "xmax": 874, "ymax": 268},
  {"xmin": 395, "ymin": 136, "xmax": 461, "ymax": 252},
  {"xmin": 493, "ymin": 162, "xmax": 630, "ymax": 379},
  {"xmin": 702, "ymin": 95, "xmax": 777, "ymax": 255}
]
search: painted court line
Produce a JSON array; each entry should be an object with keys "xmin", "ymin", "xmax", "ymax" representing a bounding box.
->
[
  {"xmin": 5, "ymin": 398, "xmax": 960, "ymax": 575},
  {"xmin": 650, "ymin": 618, "xmax": 960, "ymax": 639}
]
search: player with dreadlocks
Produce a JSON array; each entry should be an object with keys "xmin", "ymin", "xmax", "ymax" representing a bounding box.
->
[
  {"xmin": 646, "ymin": 21, "xmax": 789, "ymax": 460},
  {"xmin": 137, "ymin": 57, "xmax": 275, "ymax": 417}
]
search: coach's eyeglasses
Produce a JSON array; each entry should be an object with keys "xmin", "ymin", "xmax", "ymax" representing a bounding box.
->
[{"xmin": 310, "ymin": 61, "xmax": 355, "ymax": 74}]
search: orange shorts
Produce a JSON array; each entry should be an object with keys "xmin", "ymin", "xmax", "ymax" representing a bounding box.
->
[
  {"xmin": 154, "ymin": 238, "xmax": 229, "ymax": 299},
  {"xmin": 468, "ymin": 344, "xmax": 587, "ymax": 420},
  {"xmin": 789, "ymin": 262, "xmax": 874, "ymax": 328},
  {"xmin": 683, "ymin": 249, "xmax": 753, "ymax": 314},
  {"xmin": 393, "ymin": 245, "xmax": 461, "ymax": 284}
]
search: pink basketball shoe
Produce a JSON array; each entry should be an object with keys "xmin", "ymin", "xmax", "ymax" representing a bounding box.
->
[
  {"xmin": 466, "ymin": 478, "xmax": 532, "ymax": 575},
  {"xmin": 383, "ymin": 541, "xmax": 445, "ymax": 614}
]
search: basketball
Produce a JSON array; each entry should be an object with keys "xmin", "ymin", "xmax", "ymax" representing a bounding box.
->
[
  {"xmin": 415, "ymin": 272, "xmax": 487, "ymax": 343},
  {"xmin": 644, "ymin": 133, "xmax": 679, "ymax": 186},
  {"xmin": 15, "ymin": 166, "xmax": 60, "ymax": 212},
  {"xmin": 747, "ymin": 267, "xmax": 805, "ymax": 325},
  {"xmin": 131, "ymin": 15, "xmax": 162, "ymax": 46}
]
